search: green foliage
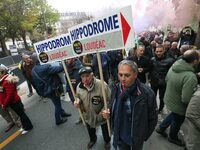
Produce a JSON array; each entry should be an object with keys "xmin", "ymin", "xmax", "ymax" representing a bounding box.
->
[
  {"xmin": 0, "ymin": 0, "xmax": 59, "ymax": 54},
  {"xmin": 35, "ymin": 0, "xmax": 59, "ymax": 35}
]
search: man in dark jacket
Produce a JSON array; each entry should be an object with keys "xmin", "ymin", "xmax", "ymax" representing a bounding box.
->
[
  {"xmin": 20, "ymin": 54, "xmax": 35, "ymax": 97},
  {"xmin": 92, "ymin": 52, "xmax": 110, "ymax": 83},
  {"xmin": 150, "ymin": 44, "xmax": 174, "ymax": 112},
  {"xmin": 168, "ymin": 42, "xmax": 180, "ymax": 60},
  {"xmin": 65, "ymin": 58, "xmax": 83, "ymax": 124},
  {"xmin": 126, "ymin": 45, "xmax": 151, "ymax": 83},
  {"xmin": 65, "ymin": 58, "xmax": 82, "ymax": 103},
  {"xmin": 107, "ymin": 50, "xmax": 123, "ymax": 82},
  {"xmin": 144, "ymin": 40, "xmax": 156, "ymax": 59},
  {"xmin": 102, "ymin": 60, "xmax": 157, "ymax": 150},
  {"xmin": 31, "ymin": 53, "xmax": 71, "ymax": 125}
]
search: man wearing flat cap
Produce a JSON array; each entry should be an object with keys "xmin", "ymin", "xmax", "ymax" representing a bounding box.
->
[{"xmin": 74, "ymin": 66, "xmax": 111, "ymax": 150}]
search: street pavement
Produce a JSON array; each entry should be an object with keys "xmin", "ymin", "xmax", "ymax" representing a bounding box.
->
[{"xmin": 0, "ymin": 82, "xmax": 185, "ymax": 150}]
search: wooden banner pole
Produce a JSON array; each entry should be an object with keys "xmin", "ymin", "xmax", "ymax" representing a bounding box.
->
[
  {"xmin": 96, "ymin": 52, "xmax": 111, "ymax": 137},
  {"xmin": 61, "ymin": 60, "xmax": 86, "ymax": 126}
]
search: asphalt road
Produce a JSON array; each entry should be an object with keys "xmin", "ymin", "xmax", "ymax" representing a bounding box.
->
[{"xmin": 0, "ymin": 82, "xmax": 185, "ymax": 150}]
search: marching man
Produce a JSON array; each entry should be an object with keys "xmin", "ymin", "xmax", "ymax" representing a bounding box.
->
[{"xmin": 74, "ymin": 66, "xmax": 111, "ymax": 150}]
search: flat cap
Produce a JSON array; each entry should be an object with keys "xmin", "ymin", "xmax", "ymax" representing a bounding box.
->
[{"xmin": 78, "ymin": 66, "xmax": 92, "ymax": 75}]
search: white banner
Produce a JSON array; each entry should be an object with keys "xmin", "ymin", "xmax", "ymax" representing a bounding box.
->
[{"xmin": 34, "ymin": 6, "xmax": 135, "ymax": 64}]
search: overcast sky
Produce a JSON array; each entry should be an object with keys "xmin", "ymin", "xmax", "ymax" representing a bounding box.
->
[
  {"xmin": 47, "ymin": 0, "xmax": 135, "ymax": 15},
  {"xmin": 46, "ymin": 0, "xmax": 152, "ymax": 32}
]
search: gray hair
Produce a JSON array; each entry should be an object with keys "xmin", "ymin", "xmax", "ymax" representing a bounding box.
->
[
  {"xmin": 118, "ymin": 60, "xmax": 138, "ymax": 73},
  {"xmin": 22, "ymin": 54, "xmax": 30, "ymax": 60},
  {"xmin": 138, "ymin": 45, "xmax": 145, "ymax": 49},
  {"xmin": 164, "ymin": 41, "xmax": 171, "ymax": 45},
  {"xmin": 172, "ymin": 42, "xmax": 178, "ymax": 46},
  {"xmin": 31, "ymin": 53, "xmax": 39, "ymax": 64},
  {"xmin": 180, "ymin": 45, "xmax": 190, "ymax": 54}
]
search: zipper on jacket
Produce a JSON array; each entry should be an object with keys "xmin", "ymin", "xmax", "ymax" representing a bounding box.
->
[{"xmin": 130, "ymin": 94, "xmax": 145, "ymax": 149}]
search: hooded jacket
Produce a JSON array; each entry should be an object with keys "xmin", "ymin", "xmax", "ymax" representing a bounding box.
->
[
  {"xmin": 164, "ymin": 59, "xmax": 198, "ymax": 115},
  {"xmin": 0, "ymin": 74, "xmax": 21, "ymax": 107}
]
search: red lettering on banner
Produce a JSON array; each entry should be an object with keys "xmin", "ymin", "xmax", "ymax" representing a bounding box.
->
[
  {"xmin": 49, "ymin": 51, "xmax": 67, "ymax": 60},
  {"xmin": 84, "ymin": 40, "xmax": 106, "ymax": 51}
]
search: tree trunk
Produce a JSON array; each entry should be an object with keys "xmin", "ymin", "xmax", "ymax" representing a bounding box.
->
[
  {"xmin": 0, "ymin": 38, "xmax": 10, "ymax": 56},
  {"xmin": 11, "ymin": 36, "xmax": 15, "ymax": 45},
  {"xmin": 21, "ymin": 30, "xmax": 28, "ymax": 49}
]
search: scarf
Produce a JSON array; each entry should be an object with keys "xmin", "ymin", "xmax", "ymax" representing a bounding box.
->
[{"xmin": 113, "ymin": 79, "xmax": 139, "ymax": 148}]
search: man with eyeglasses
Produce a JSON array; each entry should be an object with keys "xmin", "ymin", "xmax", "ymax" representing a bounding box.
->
[{"xmin": 102, "ymin": 60, "xmax": 157, "ymax": 150}]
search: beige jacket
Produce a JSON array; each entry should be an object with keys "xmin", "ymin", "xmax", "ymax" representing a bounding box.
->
[
  {"xmin": 76, "ymin": 77, "xmax": 110, "ymax": 128},
  {"xmin": 184, "ymin": 86, "xmax": 200, "ymax": 150}
]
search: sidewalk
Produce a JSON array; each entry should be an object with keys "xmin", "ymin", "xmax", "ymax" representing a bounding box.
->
[{"xmin": 18, "ymin": 81, "xmax": 27, "ymax": 97}]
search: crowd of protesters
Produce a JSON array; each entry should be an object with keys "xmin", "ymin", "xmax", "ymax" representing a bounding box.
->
[{"xmin": 0, "ymin": 25, "xmax": 200, "ymax": 150}]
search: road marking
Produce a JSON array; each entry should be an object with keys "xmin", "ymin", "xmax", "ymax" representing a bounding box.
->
[{"xmin": 0, "ymin": 130, "xmax": 21, "ymax": 149}]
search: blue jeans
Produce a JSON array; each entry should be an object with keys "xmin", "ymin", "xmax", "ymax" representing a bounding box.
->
[
  {"xmin": 50, "ymin": 94, "xmax": 65, "ymax": 124},
  {"xmin": 159, "ymin": 112, "xmax": 185, "ymax": 139}
]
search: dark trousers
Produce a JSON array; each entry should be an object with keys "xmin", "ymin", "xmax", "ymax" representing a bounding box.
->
[
  {"xmin": 117, "ymin": 140, "xmax": 143, "ymax": 150},
  {"xmin": 118, "ymin": 141, "xmax": 131, "ymax": 150},
  {"xmin": 151, "ymin": 84, "xmax": 166, "ymax": 111},
  {"xmin": 111, "ymin": 66, "xmax": 118, "ymax": 82},
  {"xmin": 10, "ymin": 101, "xmax": 33, "ymax": 130},
  {"xmin": 159, "ymin": 112, "xmax": 185, "ymax": 139},
  {"xmin": 50, "ymin": 94, "xmax": 65, "ymax": 124},
  {"xmin": 86, "ymin": 123, "xmax": 110, "ymax": 143}
]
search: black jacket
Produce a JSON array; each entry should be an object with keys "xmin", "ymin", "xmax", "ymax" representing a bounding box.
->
[
  {"xmin": 127, "ymin": 55, "xmax": 151, "ymax": 83},
  {"xmin": 110, "ymin": 80, "xmax": 158, "ymax": 149},
  {"xmin": 150, "ymin": 55, "xmax": 174, "ymax": 86}
]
